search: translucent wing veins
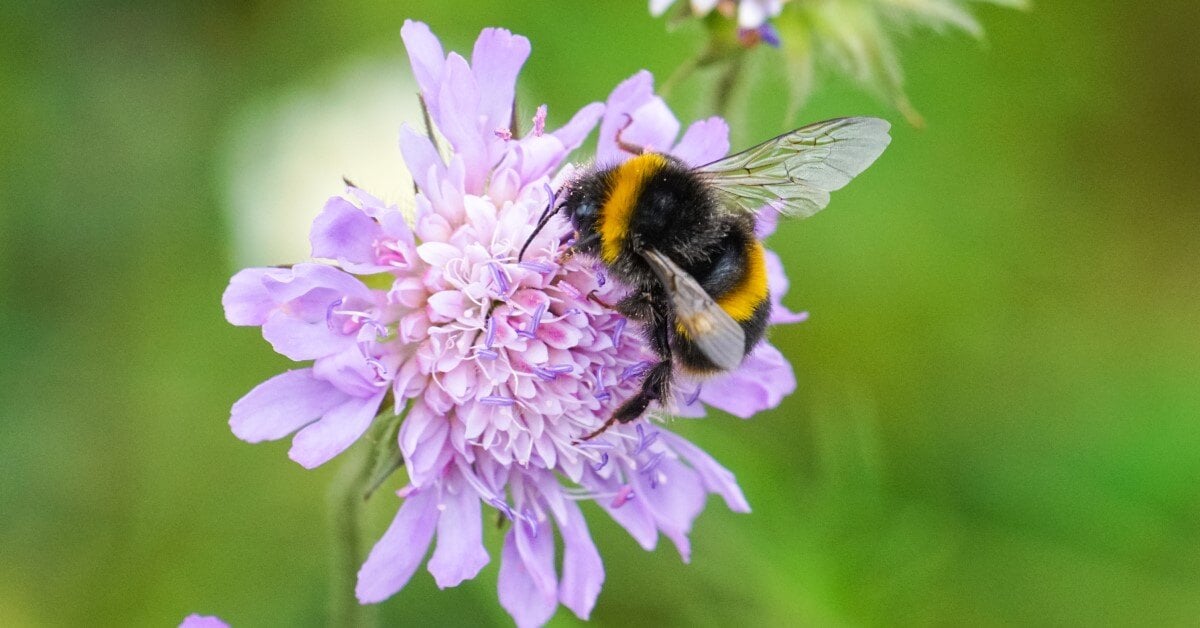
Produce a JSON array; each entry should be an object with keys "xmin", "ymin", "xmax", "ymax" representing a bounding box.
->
[
  {"xmin": 698, "ymin": 116, "xmax": 891, "ymax": 218},
  {"xmin": 640, "ymin": 248, "xmax": 745, "ymax": 371}
]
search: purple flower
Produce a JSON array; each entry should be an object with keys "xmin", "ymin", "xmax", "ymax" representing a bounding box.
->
[
  {"xmin": 180, "ymin": 615, "xmax": 228, "ymax": 628},
  {"xmin": 650, "ymin": 0, "xmax": 788, "ymax": 29},
  {"xmin": 223, "ymin": 20, "xmax": 804, "ymax": 627}
]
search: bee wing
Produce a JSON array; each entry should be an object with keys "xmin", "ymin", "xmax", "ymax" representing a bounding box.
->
[
  {"xmin": 696, "ymin": 117, "xmax": 891, "ymax": 218},
  {"xmin": 641, "ymin": 248, "xmax": 746, "ymax": 371}
]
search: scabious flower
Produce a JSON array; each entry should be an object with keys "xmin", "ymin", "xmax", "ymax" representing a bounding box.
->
[
  {"xmin": 651, "ymin": 0, "xmax": 788, "ymax": 30},
  {"xmin": 179, "ymin": 615, "xmax": 228, "ymax": 628},
  {"xmin": 652, "ymin": 0, "xmax": 1026, "ymax": 123},
  {"xmin": 223, "ymin": 20, "xmax": 803, "ymax": 627}
]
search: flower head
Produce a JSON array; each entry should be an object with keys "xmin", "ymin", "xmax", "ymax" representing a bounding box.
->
[
  {"xmin": 180, "ymin": 615, "xmax": 228, "ymax": 628},
  {"xmin": 652, "ymin": 0, "xmax": 1026, "ymax": 123},
  {"xmin": 223, "ymin": 21, "xmax": 803, "ymax": 627}
]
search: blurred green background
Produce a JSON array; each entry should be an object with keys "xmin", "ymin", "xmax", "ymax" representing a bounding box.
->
[{"xmin": 2, "ymin": 1, "xmax": 1199, "ymax": 626}]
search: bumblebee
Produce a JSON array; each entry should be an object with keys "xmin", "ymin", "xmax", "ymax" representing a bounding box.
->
[{"xmin": 519, "ymin": 117, "xmax": 891, "ymax": 439}]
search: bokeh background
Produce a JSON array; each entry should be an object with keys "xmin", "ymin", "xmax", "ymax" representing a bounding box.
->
[{"xmin": 3, "ymin": 1, "xmax": 1199, "ymax": 626}]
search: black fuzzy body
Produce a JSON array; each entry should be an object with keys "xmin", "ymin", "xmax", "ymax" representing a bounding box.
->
[{"xmin": 561, "ymin": 154, "xmax": 771, "ymax": 428}]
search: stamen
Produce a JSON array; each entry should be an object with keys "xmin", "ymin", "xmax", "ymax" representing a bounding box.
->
[
  {"xmin": 488, "ymin": 262, "xmax": 510, "ymax": 295},
  {"xmin": 531, "ymin": 104, "xmax": 547, "ymax": 137},
  {"xmin": 620, "ymin": 361, "xmax": 651, "ymax": 383},
  {"xmin": 475, "ymin": 348, "xmax": 499, "ymax": 360},
  {"xmin": 684, "ymin": 384, "xmax": 703, "ymax": 406},
  {"xmin": 479, "ymin": 395, "xmax": 515, "ymax": 407},
  {"xmin": 520, "ymin": 507, "xmax": 539, "ymax": 538},
  {"xmin": 640, "ymin": 451, "xmax": 664, "ymax": 475},
  {"xmin": 573, "ymin": 440, "xmax": 614, "ymax": 452},
  {"xmin": 517, "ymin": 303, "xmax": 546, "ymax": 339},
  {"xmin": 532, "ymin": 363, "xmax": 574, "ymax": 381},
  {"xmin": 494, "ymin": 127, "xmax": 513, "ymax": 140},
  {"xmin": 612, "ymin": 318, "xmax": 626, "ymax": 347},
  {"xmin": 557, "ymin": 281, "xmax": 583, "ymax": 300},
  {"xmin": 484, "ymin": 316, "xmax": 496, "ymax": 348},
  {"xmin": 487, "ymin": 496, "xmax": 515, "ymax": 520},
  {"xmin": 592, "ymin": 452, "xmax": 610, "ymax": 472},
  {"xmin": 594, "ymin": 390, "xmax": 611, "ymax": 402},
  {"xmin": 325, "ymin": 297, "xmax": 345, "ymax": 332},
  {"xmin": 518, "ymin": 260, "xmax": 556, "ymax": 274},
  {"xmin": 634, "ymin": 424, "xmax": 659, "ymax": 454},
  {"xmin": 365, "ymin": 357, "xmax": 388, "ymax": 380},
  {"xmin": 610, "ymin": 485, "xmax": 635, "ymax": 508}
]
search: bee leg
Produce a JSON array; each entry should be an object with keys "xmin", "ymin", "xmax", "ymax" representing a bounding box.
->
[
  {"xmin": 583, "ymin": 302, "xmax": 674, "ymax": 442},
  {"xmin": 577, "ymin": 359, "xmax": 672, "ymax": 443},
  {"xmin": 615, "ymin": 114, "xmax": 647, "ymax": 155}
]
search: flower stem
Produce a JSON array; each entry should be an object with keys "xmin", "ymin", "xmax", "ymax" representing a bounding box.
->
[{"xmin": 328, "ymin": 438, "xmax": 379, "ymax": 628}]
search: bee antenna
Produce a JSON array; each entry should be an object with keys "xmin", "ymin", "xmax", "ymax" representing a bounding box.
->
[{"xmin": 517, "ymin": 186, "xmax": 563, "ymax": 262}]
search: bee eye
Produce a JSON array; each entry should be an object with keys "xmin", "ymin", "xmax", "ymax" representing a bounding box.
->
[{"xmin": 573, "ymin": 202, "xmax": 596, "ymax": 219}]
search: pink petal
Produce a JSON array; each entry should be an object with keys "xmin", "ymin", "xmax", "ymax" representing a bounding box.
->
[
  {"xmin": 398, "ymin": 124, "xmax": 446, "ymax": 199},
  {"xmin": 309, "ymin": 196, "xmax": 383, "ymax": 272},
  {"xmin": 552, "ymin": 102, "xmax": 605, "ymax": 152},
  {"xmin": 629, "ymin": 458, "xmax": 705, "ymax": 561},
  {"xmin": 427, "ymin": 290, "xmax": 467, "ymax": 322},
  {"xmin": 671, "ymin": 116, "xmax": 730, "ymax": 167},
  {"xmin": 261, "ymin": 309, "xmax": 350, "ymax": 361},
  {"xmin": 436, "ymin": 53, "xmax": 488, "ymax": 194},
  {"xmin": 229, "ymin": 369, "xmax": 342, "ymax": 443},
  {"xmin": 554, "ymin": 500, "xmax": 604, "ymax": 620},
  {"xmin": 356, "ymin": 488, "xmax": 440, "ymax": 603},
  {"xmin": 288, "ymin": 390, "xmax": 385, "ymax": 469},
  {"xmin": 427, "ymin": 475, "xmax": 490, "ymax": 588},
  {"xmin": 399, "ymin": 401, "xmax": 451, "ymax": 487},
  {"xmin": 223, "ymin": 267, "xmax": 288, "ymax": 326},
  {"xmin": 497, "ymin": 527, "xmax": 558, "ymax": 628},
  {"xmin": 700, "ymin": 343, "xmax": 796, "ymax": 417},
  {"xmin": 400, "ymin": 20, "xmax": 446, "ymax": 111},
  {"xmin": 659, "ymin": 431, "xmax": 750, "ymax": 512},
  {"xmin": 471, "ymin": 27, "xmax": 530, "ymax": 136},
  {"xmin": 596, "ymin": 71, "xmax": 655, "ymax": 164}
]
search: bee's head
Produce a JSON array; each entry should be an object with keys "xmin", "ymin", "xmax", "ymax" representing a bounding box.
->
[
  {"xmin": 559, "ymin": 170, "xmax": 606, "ymax": 254},
  {"xmin": 517, "ymin": 168, "xmax": 605, "ymax": 262}
]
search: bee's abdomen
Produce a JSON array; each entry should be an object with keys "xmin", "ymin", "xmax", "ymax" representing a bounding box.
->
[
  {"xmin": 675, "ymin": 238, "xmax": 772, "ymax": 373},
  {"xmin": 714, "ymin": 241, "xmax": 769, "ymax": 324}
]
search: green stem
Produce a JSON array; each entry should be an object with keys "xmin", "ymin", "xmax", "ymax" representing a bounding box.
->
[
  {"xmin": 659, "ymin": 53, "xmax": 701, "ymax": 99},
  {"xmin": 713, "ymin": 51, "xmax": 746, "ymax": 120},
  {"xmin": 327, "ymin": 438, "xmax": 380, "ymax": 628}
]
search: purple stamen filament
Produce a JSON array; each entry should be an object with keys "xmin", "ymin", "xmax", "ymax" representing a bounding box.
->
[
  {"xmin": 620, "ymin": 361, "xmax": 651, "ymax": 383},
  {"xmin": 519, "ymin": 260, "xmax": 556, "ymax": 274},
  {"xmin": 480, "ymin": 395, "xmax": 515, "ymax": 407},
  {"xmin": 475, "ymin": 348, "xmax": 499, "ymax": 360},
  {"xmin": 592, "ymin": 452, "xmax": 610, "ymax": 471},
  {"xmin": 325, "ymin": 297, "xmax": 345, "ymax": 332},
  {"xmin": 488, "ymin": 262, "xmax": 510, "ymax": 295},
  {"xmin": 518, "ymin": 303, "xmax": 546, "ymax": 339},
  {"xmin": 634, "ymin": 424, "xmax": 659, "ymax": 455},
  {"xmin": 612, "ymin": 318, "xmax": 626, "ymax": 347},
  {"xmin": 484, "ymin": 316, "xmax": 496, "ymax": 348}
]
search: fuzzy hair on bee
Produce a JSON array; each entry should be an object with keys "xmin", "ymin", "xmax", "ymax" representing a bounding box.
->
[{"xmin": 519, "ymin": 117, "xmax": 892, "ymax": 440}]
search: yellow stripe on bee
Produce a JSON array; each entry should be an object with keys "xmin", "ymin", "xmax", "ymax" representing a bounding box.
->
[
  {"xmin": 673, "ymin": 240, "xmax": 769, "ymax": 339},
  {"xmin": 717, "ymin": 241, "xmax": 769, "ymax": 322},
  {"xmin": 599, "ymin": 153, "xmax": 668, "ymax": 264}
]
